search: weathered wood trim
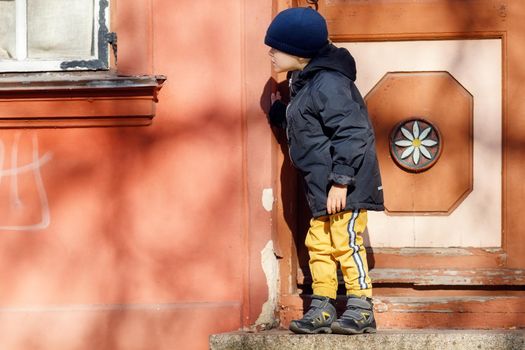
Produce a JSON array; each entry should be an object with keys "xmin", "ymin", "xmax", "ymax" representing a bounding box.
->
[
  {"xmin": 374, "ymin": 296, "xmax": 525, "ymax": 313},
  {"xmin": 300, "ymin": 0, "xmax": 508, "ymax": 40},
  {"xmin": 280, "ymin": 294, "xmax": 525, "ymax": 329},
  {"xmin": 368, "ymin": 247, "xmax": 506, "ymax": 269},
  {"xmin": 0, "ymin": 73, "xmax": 165, "ymax": 128},
  {"xmin": 330, "ymin": 32, "xmax": 506, "ymax": 43},
  {"xmin": 371, "ymin": 268, "xmax": 525, "ymax": 286},
  {"xmin": 298, "ymin": 268, "xmax": 525, "ymax": 286}
]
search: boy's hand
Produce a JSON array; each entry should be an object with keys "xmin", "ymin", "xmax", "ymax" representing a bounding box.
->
[
  {"xmin": 271, "ymin": 91, "xmax": 281, "ymax": 104},
  {"xmin": 327, "ymin": 183, "xmax": 347, "ymax": 214}
]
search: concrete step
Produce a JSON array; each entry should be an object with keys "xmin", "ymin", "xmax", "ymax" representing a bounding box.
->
[{"xmin": 210, "ymin": 330, "xmax": 525, "ymax": 350}]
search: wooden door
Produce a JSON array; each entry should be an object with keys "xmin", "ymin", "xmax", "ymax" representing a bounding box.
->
[{"xmin": 276, "ymin": 0, "xmax": 525, "ymax": 329}]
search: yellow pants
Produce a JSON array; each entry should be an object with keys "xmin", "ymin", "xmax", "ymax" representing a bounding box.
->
[{"xmin": 305, "ymin": 209, "xmax": 372, "ymax": 299}]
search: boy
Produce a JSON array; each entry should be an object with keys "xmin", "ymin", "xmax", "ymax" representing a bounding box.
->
[{"xmin": 265, "ymin": 7, "xmax": 384, "ymax": 334}]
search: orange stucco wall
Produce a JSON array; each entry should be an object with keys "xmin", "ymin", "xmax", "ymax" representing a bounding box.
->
[{"xmin": 0, "ymin": 0, "xmax": 274, "ymax": 349}]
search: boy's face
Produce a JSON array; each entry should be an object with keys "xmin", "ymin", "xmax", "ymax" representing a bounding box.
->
[{"xmin": 268, "ymin": 48, "xmax": 307, "ymax": 73}]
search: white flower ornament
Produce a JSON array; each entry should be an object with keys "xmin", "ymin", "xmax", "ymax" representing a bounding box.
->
[
  {"xmin": 390, "ymin": 119, "xmax": 441, "ymax": 172},
  {"xmin": 394, "ymin": 121, "xmax": 438, "ymax": 165}
]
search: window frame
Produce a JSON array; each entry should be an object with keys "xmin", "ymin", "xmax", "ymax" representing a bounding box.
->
[{"xmin": 0, "ymin": 0, "xmax": 111, "ymax": 73}]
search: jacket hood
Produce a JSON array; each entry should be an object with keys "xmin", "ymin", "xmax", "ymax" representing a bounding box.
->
[
  {"xmin": 301, "ymin": 43, "xmax": 356, "ymax": 81},
  {"xmin": 290, "ymin": 44, "xmax": 356, "ymax": 96}
]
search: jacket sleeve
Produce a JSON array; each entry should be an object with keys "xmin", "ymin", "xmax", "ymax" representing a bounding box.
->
[{"xmin": 312, "ymin": 75, "xmax": 372, "ymax": 186}]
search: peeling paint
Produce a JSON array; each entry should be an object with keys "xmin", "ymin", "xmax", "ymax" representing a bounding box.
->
[
  {"xmin": 255, "ymin": 240, "xmax": 279, "ymax": 329},
  {"xmin": 394, "ymin": 248, "xmax": 474, "ymax": 256},
  {"xmin": 261, "ymin": 188, "xmax": 274, "ymax": 212},
  {"xmin": 299, "ymin": 267, "xmax": 525, "ymax": 286},
  {"xmin": 373, "ymin": 299, "xmax": 389, "ymax": 313}
]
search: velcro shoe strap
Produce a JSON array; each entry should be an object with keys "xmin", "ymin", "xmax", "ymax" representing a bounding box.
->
[
  {"xmin": 346, "ymin": 297, "xmax": 373, "ymax": 310},
  {"xmin": 310, "ymin": 295, "xmax": 331, "ymax": 308},
  {"xmin": 310, "ymin": 299, "xmax": 325, "ymax": 308},
  {"xmin": 341, "ymin": 308, "xmax": 364, "ymax": 320}
]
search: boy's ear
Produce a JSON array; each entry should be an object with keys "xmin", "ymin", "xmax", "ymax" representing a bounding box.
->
[{"xmin": 298, "ymin": 57, "xmax": 311, "ymax": 65}]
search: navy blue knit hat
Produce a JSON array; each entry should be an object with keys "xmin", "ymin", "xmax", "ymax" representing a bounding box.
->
[{"xmin": 265, "ymin": 7, "xmax": 328, "ymax": 58}]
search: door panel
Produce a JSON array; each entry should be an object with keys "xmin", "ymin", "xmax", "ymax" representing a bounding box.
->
[{"xmin": 339, "ymin": 39, "xmax": 502, "ymax": 247}]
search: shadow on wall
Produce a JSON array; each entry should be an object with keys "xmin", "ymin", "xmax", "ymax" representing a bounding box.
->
[
  {"xmin": 0, "ymin": 0, "xmax": 255, "ymax": 346},
  {"xmin": 0, "ymin": 96, "xmax": 244, "ymax": 349}
]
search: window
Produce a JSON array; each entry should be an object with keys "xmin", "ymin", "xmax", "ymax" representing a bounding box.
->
[
  {"xmin": 0, "ymin": 0, "xmax": 111, "ymax": 72},
  {"xmin": 0, "ymin": 0, "xmax": 166, "ymax": 128}
]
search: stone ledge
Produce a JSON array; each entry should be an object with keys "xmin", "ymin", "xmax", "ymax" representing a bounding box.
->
[
  {"xmin": 210, "ymin": 330, "xmax": 525, "ymax": 350},
  {"xmin": 0, "ymin": 73, "xmax": 166, "ymax": 128}
]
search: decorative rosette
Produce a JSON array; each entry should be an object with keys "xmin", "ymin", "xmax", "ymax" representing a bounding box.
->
[{"xmin": 390, "ymin": 118, "xmax": 442, "ymax": 172}]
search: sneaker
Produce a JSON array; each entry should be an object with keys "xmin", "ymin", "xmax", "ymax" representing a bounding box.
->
[
  {"xmin": 289, "ymin": 295, "xmax": 336, "ymax": 334},
  {"xmin": 331, "ymin": 295, "xmax": 377, "ymax": 334}
]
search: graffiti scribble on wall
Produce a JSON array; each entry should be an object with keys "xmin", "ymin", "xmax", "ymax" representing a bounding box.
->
[{"xmin": 0, "ymin": 132, "xmax": 52, "ymax": 231}]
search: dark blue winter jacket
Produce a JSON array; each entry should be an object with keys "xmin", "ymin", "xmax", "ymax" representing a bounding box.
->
[{"xmin": 269, "ymin": 44, "xmax": 384, "ymax": 217}]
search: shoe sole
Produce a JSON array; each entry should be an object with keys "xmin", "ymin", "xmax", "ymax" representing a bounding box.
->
[
  {"xmin": 330, "ymin": 322, "xmax": 376, "ymax": 335},
  {"xmin": 289, "ymin": 325, "xmax": 333, "ymax": 334}
]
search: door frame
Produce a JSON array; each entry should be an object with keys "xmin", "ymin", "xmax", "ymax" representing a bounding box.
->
[{"xmin": 274, "ymin": 0, "xmax": 525, "ymax": 329}]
